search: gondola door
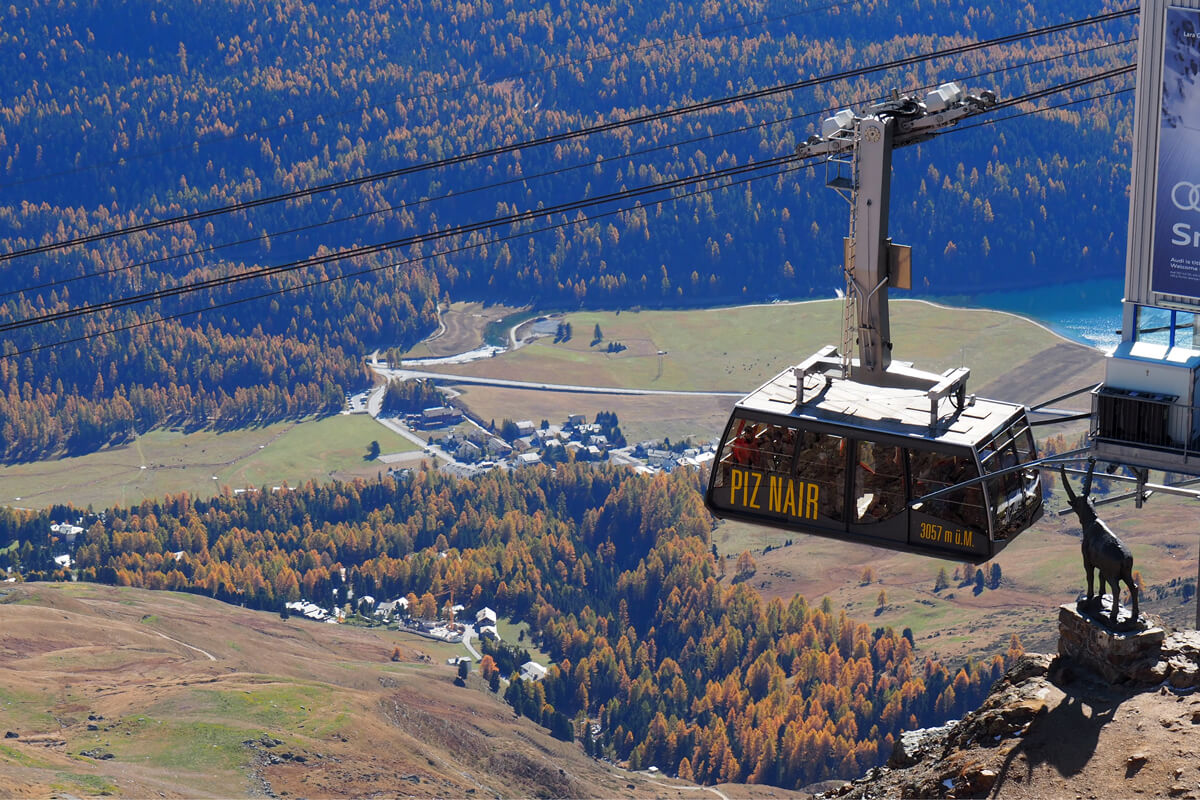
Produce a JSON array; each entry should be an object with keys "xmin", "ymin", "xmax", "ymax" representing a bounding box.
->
[{"xmin": 846, "ymin": 439, "xmax": 909, "ymax": 546}]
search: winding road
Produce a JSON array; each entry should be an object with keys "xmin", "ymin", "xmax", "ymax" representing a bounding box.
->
[{"xmin": 372, "ymin": 366, "xmax": 743, "ymax": 398}]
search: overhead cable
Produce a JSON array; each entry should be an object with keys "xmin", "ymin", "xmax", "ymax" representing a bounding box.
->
[
  {"xmin": 0, "ymin": 7, "xmax": 1136, "ymax": 264},
  {"xmin": 0, "ymin": 36, "xmax": 1136, "ymax": 302},
  {"xmin": 1, "ymin": 76, "xmax": 1134, "ymax": 357}
]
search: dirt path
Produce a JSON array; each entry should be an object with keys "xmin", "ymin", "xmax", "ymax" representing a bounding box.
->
[
  {"xmin": 646, "ymin": 777, "xmax": 732, "ymax": 800},
  {"xmin": 152, "ymin": 631, "xmax": 217, "ymax": 661},
  {"xmin": 419, "ymin": 303, "xmax": 522, "ymax": 356}
]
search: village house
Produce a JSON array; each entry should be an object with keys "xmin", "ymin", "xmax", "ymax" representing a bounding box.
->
[
  {"xmin": 50, "ymin": 522, "xmax": 85, "ymax": 546},
  {"xmin": 646, "ymin": 449, "xmax": 678, "ymax": 469},
  {"xmin": 519, "ymin": 661, "xmax": 548, "ymax": 681},
  {"xmin": 441, "ymin": 462, "xmax": 477, "ymax": 479},
  {"xmin": 456, "ymin": 440, "xmax": 483, "ymax": 460},
  {"xmin": 421, "ymin": 406, "xmax": 463, "ymax": 426},
  {"xmin": 485, "ymin": 437, "xmax": 512, "ymax": 457},
  {"xmin": 374, "ymin": 597, "xmax": 409, "ymax": 620},
  {"xmin": 286, "ymin": 601, "xmax": 331, "ymax": 621}
]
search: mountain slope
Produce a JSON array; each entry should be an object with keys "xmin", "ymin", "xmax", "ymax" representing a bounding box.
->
[{"xmin": 1, "ymin": 581, "xmax": 795, "ymax": 799}]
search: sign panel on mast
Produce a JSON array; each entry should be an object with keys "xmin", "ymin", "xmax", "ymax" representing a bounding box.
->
[{"xmin": 1151, "ymin": 6, "xmax": 1200, "ymax": 299}]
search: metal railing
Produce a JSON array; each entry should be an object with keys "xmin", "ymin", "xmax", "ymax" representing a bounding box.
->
[{"xmin": 1091, "ymin": 386, "xmax": 1200, "ymax": 461}]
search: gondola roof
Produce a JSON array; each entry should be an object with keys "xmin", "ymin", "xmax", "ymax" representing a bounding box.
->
[{"xmin": 735, "ymin": 364, "xmax": 1027, "ymax": 448}]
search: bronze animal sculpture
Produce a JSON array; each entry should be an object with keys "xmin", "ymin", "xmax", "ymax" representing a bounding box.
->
[{"xmin": 1060, "ymin": 464, "xmax": 1139, "ymax": 627}]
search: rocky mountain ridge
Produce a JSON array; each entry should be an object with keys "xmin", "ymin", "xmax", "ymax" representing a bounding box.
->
[{"xmin": 821, "ymin": 606, "xmax": 1200, "ymax": 799}]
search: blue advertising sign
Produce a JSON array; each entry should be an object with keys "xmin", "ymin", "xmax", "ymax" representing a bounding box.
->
[{"xmin": 1152, "ymin": 6, "xmax": 1200, "ymax": 298}]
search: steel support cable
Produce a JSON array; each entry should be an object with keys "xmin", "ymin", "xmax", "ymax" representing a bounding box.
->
[
  {"xmin": 0, "ymin": 36, "xmax": 1136, "ymax": 303},
  {"xmin": 953, "ymin": 84, "xmax": 1134, "ymax": 134},
  {"xmin": 3, "ymin": 162, "xmax": 813, "ymax": 360},
  {"xmin": 0, "ymin": 76, "xmax": 1132, "ymax": 357},
  {"xmin": 0, "ymin": 0, "xmax": 861, "ymax": 191},
  {"xmin": 986, "ymin": 63, "xmax": 1136, "ymax": 110},
  {"xmin": 0, "ymin": 65, "xmax": 1137, "ymax": 336},
  {"xmin": 0, "ymin": 7, "xmax": 1137, "ymax": 264},
  {"xmin": 0, "ymin": 154, "xmax": 804, "ymax": 334},
  {"xmin": 0, "ymin": 34, "xmax": 1132, "ymax": 304}
]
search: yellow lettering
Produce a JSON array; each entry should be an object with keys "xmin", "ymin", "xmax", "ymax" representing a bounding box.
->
[
  {"xmin": 782, "ymin": 480, "xmax": 797, "ymax": 517},
  {"xmin": 769, "ymin": 475, "xmax": 783, "ymax": 513},
  {"xmin": 805, "ymin": 483, "xmax": 819, "ymax": 519},
  {"xmin": 730, "ymin": 469, "xmax": 744, "ymax": 506},
  {"xmin": 749, "ymin": 472, "xmax": 762, "ymax": 509},
  {"xmin": 918, "ymin": 520, "xmax": 977, "ymax": 550}
]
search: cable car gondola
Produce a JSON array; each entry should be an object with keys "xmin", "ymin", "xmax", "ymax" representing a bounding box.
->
[
  {"xmin": 704, "ymin": 82, "xmax": 1043, "ymax": 562},
  {"xmin": 705, "ymin": 349, "xmax": 1043, "ymax": 563}
]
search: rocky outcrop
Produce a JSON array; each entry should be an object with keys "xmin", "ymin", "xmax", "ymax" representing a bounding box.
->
[
  {"xmin": 819, "ymin": 611, "xmax": 1200, "ymax": 800},
  {"xmin": 1058, "ymin": 602, "xmax": 1200, "ymax": 689},
  {"xmin": 820, "ymin": 654, "xmax": 1059, "ymax": 799}
]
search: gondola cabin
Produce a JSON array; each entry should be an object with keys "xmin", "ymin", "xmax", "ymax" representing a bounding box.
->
[{"xmin": 705, "ymin": 355, "xmax": 1043, "ymax": 564}]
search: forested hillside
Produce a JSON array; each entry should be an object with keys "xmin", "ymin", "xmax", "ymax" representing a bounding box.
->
[
  {"xmin": 0, "ymin": 464, "xmax": 1020, "ymax": 789},
  {"xmin": 0, "ymin": 0, "xmax": 1134, "ymax": 458}
]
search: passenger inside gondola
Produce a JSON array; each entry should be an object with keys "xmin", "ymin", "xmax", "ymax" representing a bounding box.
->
[
  {"xmin": 762, "ymin": 424, "xmax": 796, "ymax": 472},
  {"xmin": 854, "ymin": 442, "xmax": 905, "ymax": 523},
  {"xmin": 793, "ymin": 431, "xmax": 846, "ymax": 521},
  {"xmin": 731, "ymin": 423, "xmax": 761, "ymax": 469}
]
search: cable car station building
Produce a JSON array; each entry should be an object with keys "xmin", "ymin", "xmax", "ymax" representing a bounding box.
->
[{"xmin": 1097, "ymin": 0, "xmax": 1200, "ymax": 474}]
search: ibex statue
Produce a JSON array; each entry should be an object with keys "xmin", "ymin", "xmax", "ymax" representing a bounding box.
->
[{"xmin": 1060, "ymin": 463, "xmax": 1139, "ymax": 627}]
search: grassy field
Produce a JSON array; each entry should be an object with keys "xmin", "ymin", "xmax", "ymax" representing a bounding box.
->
[
  {"xmin": 1, "ymin": 299, "xmax": 1097, "ymax": 508},
  {"xmin": 432, "ymin": 300, "xmax": 1067, "ymax": 393},
  {"xmin": 0, "ymin": 414, "xmax": 418, "ymax": 510},
  {"xmin": 494, "ymin": 617, "xmax": 554, "ymax": 667}
]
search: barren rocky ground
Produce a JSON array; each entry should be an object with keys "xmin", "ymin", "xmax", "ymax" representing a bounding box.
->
[{"xmin": 823, "ymin": 621, "xmax": 1200, "ymax": 800}]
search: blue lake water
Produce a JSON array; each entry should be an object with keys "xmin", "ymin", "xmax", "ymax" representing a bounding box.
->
[{"xmin": 918, "ymin": 277, "xmax": 1125, "ymax": 351}]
